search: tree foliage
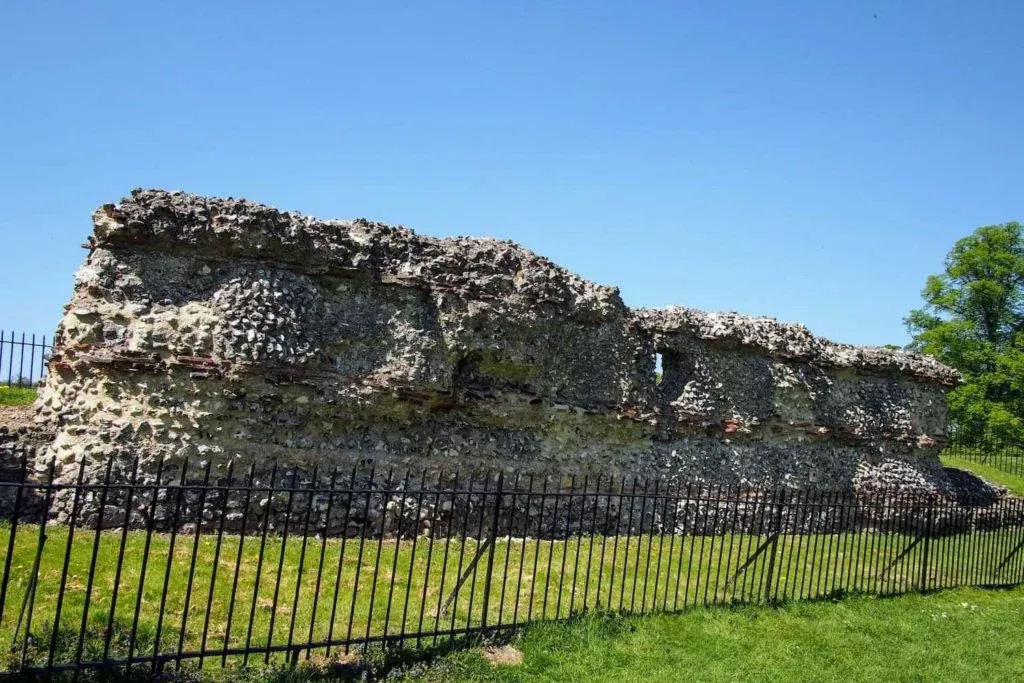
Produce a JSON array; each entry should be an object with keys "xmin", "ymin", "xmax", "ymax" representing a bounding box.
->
[{"xmin": 906, "ymin": 222, "xmax": 1024, "ymax": 443}]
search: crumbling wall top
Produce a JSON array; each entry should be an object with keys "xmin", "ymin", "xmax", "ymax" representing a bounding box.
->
[
  {"xmin": 636, "ymin": 306, "xmax": 959, "ymax": 386},
  {"xmin": 90, "ymin": 189, "xmax": 625, "ymax": 322}
]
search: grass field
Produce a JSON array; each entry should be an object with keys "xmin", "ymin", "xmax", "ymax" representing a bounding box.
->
[
  {"xmin": 1, "ymin": 517, "xmax": 1022, "ymax": 674},
  {"xmin": 0, "ymin": 385, "xmax": 36, "ymax": 406},
  {"xmin": 0, "ymin": 454, "xmax": 1018, "ymax": 678},
  {"xmin": 407, "ymin": 584, "xmax": 1024, "ymax": 682}
]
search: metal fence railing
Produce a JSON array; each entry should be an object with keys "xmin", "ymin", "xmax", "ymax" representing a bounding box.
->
[
  {"xmin": 0, "ymin": 458, "xmax": 1022, "ymax": 677},
  {"xmin": 946, "ymin": 436, "xmax": 1024, "ymax": 479},
  {"xmin": 0, "ymin": 330, "xmax": 52, "ymax": 388}
]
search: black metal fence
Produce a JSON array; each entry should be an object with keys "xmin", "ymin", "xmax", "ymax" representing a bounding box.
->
[
  {"xmin": 0, "ymin": 331, "xmax": 52, "ymax": 389},
  {"xmin": 0, "ymin": 458, "xmax": 1022, "ymax": 678},
  {"xmin": 946, "ymin": 435, "xmax": 1024, "ymax": 478}
]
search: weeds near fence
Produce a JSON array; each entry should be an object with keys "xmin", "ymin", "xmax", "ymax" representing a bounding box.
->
[{"xmin": 0, "ymin": 386, "xmax": 36, "ymax": 407}]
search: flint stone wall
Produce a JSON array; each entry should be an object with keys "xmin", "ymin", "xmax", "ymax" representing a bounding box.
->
[{"xmin": 35, "ymin": 190, "xmax": 960, "ymax": 509}]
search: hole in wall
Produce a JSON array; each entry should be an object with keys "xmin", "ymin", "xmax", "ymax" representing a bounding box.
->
[
  {"xmin": 655, "ymin": 348, "xmax": 689, "ymax": 400},
  {"xmin": 453, "ymin": 352, "xmax": 483, "ymax": 390}
]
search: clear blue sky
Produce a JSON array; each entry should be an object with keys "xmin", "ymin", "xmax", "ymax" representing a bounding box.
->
[{"xmin": 1, "ymin": 1, "xmax": 1022, "ymax": 347}]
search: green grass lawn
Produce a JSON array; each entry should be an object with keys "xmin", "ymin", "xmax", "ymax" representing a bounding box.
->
[
  {"xmin": 1, "ymin": 518, "xmax": 1022, "ymax": 675},
  {"xmin": 942, "ymin": 455, "xmax": 1024, "ymax": 496},
  {"xmin": 0, "ymin": 385, "xmax": 36, "ymax": 406},
  {"xmin": 408, "ymin": 584, "xmax": 1024, "ymax": 682}
]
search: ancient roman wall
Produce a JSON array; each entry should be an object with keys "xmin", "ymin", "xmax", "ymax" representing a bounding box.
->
[{"xmin": 33, "ymin": 190, "xmax": 960, "ymax": 505}]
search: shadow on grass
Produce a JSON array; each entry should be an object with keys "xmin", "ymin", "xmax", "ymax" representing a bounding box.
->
[
  {"xmin": 9, "ymin": 585, "xmax": 1024, "ymax": 681},
  {"xmin": 6, "ymin": 623, "xmax": 522, "ymax": 682}
]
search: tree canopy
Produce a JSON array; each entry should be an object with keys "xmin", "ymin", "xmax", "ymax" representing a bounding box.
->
[{"xmin": 906, "ymin": 222, "xmax": 1024, "ymax": 443}]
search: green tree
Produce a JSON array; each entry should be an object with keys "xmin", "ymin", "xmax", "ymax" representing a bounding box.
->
[{"xmin": 906, "ymin": 222, "xmax": 1024, "ymax": 443}]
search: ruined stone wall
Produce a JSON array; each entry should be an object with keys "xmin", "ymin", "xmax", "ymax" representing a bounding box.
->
[{"xmin": 34, "ymin": 189, "xmax": 960, "ymax": 503}]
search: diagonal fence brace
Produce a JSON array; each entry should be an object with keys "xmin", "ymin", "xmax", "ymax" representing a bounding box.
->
[
  {"xmin": 875, "ymin": 535, "xmax": 923, "ymax": 579},
  {"xmin": 438, "ymin": 536, "xmax": 495, "ymax": 617},
  {"xmin": 994, "ymin": 537, "xmax": 1024, "ymax": 576},
  {"xmin": 725, "ymin": 532, "xmax": 779, "ymax": 588}
]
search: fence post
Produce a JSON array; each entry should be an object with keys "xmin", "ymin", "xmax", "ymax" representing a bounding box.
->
[
  {"xmin": 919, "ymin": 500, "xmax": 934, "ymax": 591},
  {"xmin": 480, "ymin": 471, "xmax": 505, "ymax": 630}
]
